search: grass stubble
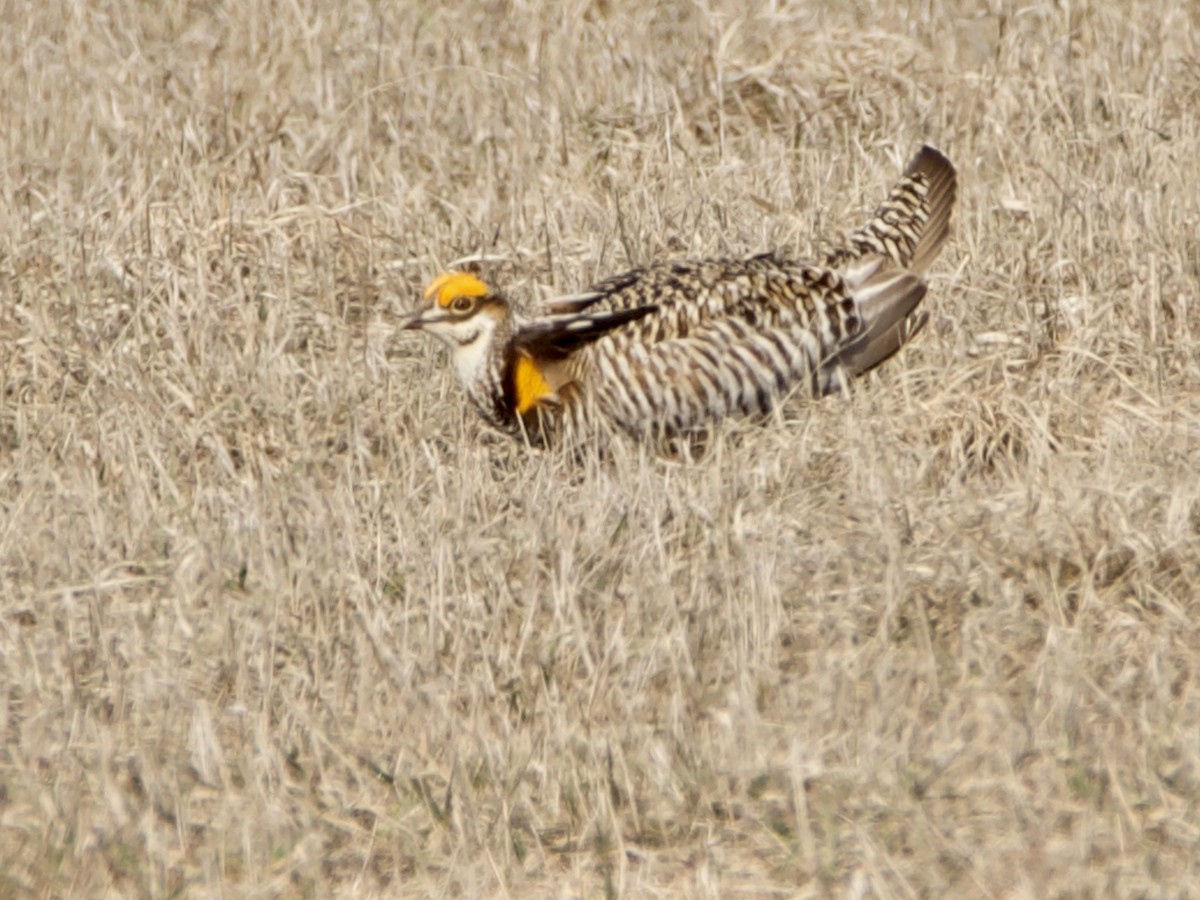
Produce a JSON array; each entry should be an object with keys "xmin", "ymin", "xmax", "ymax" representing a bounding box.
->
[{"xmin": 2, "ymin": 1, "xmax": 1199, "ymax": 896}]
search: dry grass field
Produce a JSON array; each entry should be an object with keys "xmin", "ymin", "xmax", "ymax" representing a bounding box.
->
[{"xmin": 2, "ymin": 1, "xmax": 1199, "ymax": 896}]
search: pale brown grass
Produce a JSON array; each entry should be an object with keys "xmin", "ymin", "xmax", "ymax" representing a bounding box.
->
[{"xmin": 2, "ymin": 1, "xmax": 1199, "ymax": 897}]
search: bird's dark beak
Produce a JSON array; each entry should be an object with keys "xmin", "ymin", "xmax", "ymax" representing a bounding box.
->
[{"xmin": 400, "ymin": 310, "xmax": 431, "ymax": 331}]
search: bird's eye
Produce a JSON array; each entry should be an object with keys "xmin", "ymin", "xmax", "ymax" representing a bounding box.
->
[{"xmin": 451, "ymin": 295, "xmax": 474, "ymax": 313}]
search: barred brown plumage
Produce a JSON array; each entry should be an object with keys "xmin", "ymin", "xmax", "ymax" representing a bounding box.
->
[{"xmin": 402, "ymin": 146, "xmax": 957, "ymax": 448}]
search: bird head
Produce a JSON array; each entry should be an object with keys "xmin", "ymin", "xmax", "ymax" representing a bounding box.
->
[
  {"xmin": 402, "ymin": 271, "xmax": 499, "ymax": 335},
  {"xmin": 403, "ymin": 271, "xmax": 515, "ymax": 390}
]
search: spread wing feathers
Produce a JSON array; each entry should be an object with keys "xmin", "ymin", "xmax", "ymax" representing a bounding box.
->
[
  {"xmin": 823, "ymin": 145, "xmax": 957, "ymax": 274},
  {"xmin": 514, "ymin": 304, "xmax": 658, "ymax": 360}
]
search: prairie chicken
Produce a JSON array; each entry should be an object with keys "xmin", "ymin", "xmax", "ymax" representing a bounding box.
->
[{"xmin": 403, "ymin": 145, "xmax": 956, "ymax": 447}]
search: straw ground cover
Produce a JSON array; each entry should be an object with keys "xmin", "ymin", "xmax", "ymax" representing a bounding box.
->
[{"xmin": 3, "ymin": 0, "xmax": 1199, "ymax": 895}]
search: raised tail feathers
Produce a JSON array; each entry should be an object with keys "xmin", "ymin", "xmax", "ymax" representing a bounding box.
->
[
  {"xmin": 826, "ymin": 145, "xmax": 958, "ymax": 274},
  {"xmin": 902, "ymin": 146, "xmax": 957, "ymax": 274},
  {"xmin": 821, "ymin": 146, "xmax": 956, "ymax": 389}
]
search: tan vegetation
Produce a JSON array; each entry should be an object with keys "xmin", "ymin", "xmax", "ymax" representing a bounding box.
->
[{"xmin": 2, "ymin": 1, "xmax": 1199, "ymax": 896}]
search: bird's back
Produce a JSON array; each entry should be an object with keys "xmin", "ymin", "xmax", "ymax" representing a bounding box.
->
[{"xmin": 548, "ymin": 146, "xmax": 957, "ymax": 440}]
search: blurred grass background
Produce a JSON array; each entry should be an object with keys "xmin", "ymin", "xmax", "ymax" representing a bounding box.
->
[{"xmin": 2, "ymin": 1, "xmax": 1198, "ymax": 895}]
